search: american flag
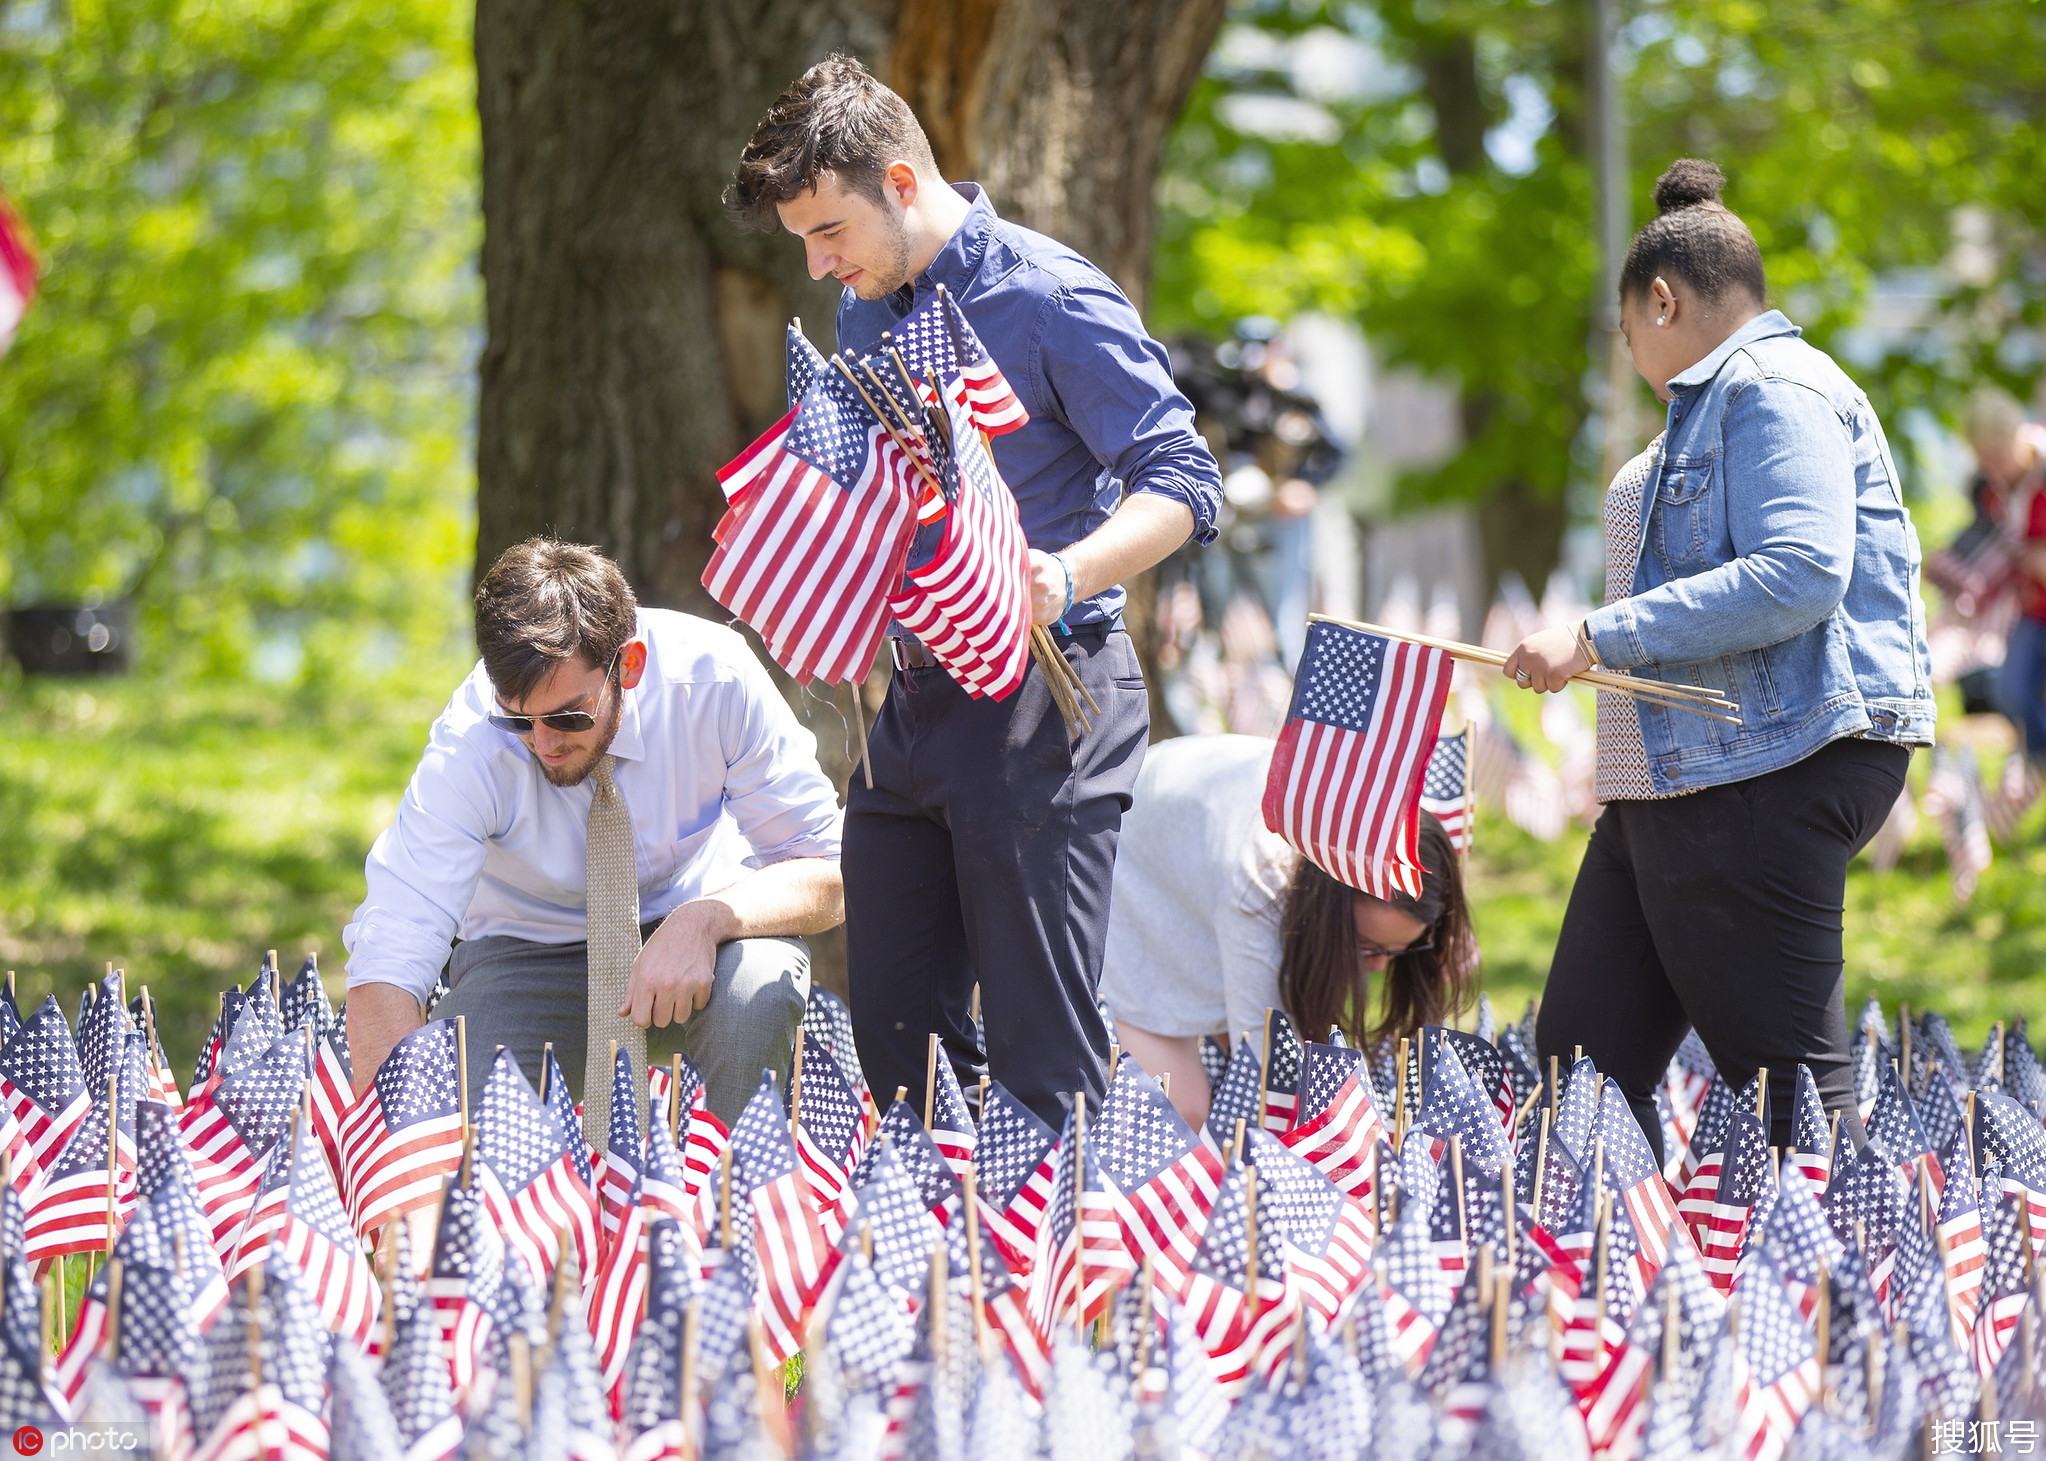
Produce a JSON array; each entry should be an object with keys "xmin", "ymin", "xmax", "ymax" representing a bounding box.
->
[
  {"xmin": 941, "ymin": 1191, "xmax": 1048, "ymax": 1398},
  {"xmin": 1931, "ymin": 1138, "xmax": 1986, "ymax": 1350},
  {"xmin": 22, "ymin": 1029, "xmax": 143, "ymax": 1264},
  {"xmin": 1728, "ymin": 1249, "xmax": 1820, "ymax": 1461},
  {"xmin": 470, "ymin": 1049, "xmax": 598, "ymax": 1282},
  {"xmin": 596, "ymin": 1047, "xmax": 642, "ymax": 1254},
  {"xmin": 426, "ymin": 1176, "xmax": 505, "ymax": 1402},
  {"xmin": 1262, "ymin": 622, "xmax": 1454, "ymax": 898},
  {"xmin": 1697, "ymin": 1110, "xmax": 1769, "ymax": 1293},
  {"xmin": 269, "ymin": 1119, "xmax": 380, "ymax": 1346},
  {"xmin": 1822, "ymin": 1144, "xmax": 1911, "ymax": 1308},
  {"xmin": 1917, "ymin": 1065, "xmax": 1967, "ymax": 1159},
  {"xmin": 1092, "ymin": 1062, "xmax": 1222, "ymax": 1302},
  {"xmin": 618, "ymin": 1217, "xmax": 697, "ymax": 1461},
  {"xmin": 1756, "ymin": 1161, "xmax": 1844, "ymax": 1321},
  {"xmin": 1581, "ymin": 1236, "xmax": 1723, "ymax": 1459},
  {"xmin": 1435, "ymin": 1027, "xmax": 1515, "ymax": 1130},
  {"xmin": 1972, "ymin": 1183, "xmax": 2031, "ymax": 1377},
  {"xmin": 1375, "ymin": 1174, "xmax": 1451, "ymax": 1374},
  {"xmin": 884, "ymin": 389, "xmax": 1034, "ymax": 700},
  {"xmin": 325, "ymin": 1325, "xmax": 407, "ymax": 1461},
  {"xmin": 800, "ymin": 988, "xmax": 871, "ymax": 1114},
  {"xmin": 188, "ymin": 986, "xmax": 243, "ymax": 1107},
  {"xmin": 1587, "ymin": 1079, "xmax": 1684, "ymax": 1288},
  {"xmin": 888, "ymin": 286, "xmax": 1029, "ymax": 439},
  {"xmin": 1677, "ymin": 1075, "xmax": 1760, "ymax": 1239},
  {"xmin": 0, "ymin": 994, "xmax": 90, "ymax": 1179},
  {"xmin": 1863, "ymin": 1061, "xmax": 1937, "ymax": 1190},
  {"xmin": 382, "ymin": 1285, "xmax": 466, "ymax": 1456},
  {"xmin": 974, "ymin": 1081, "xmax": 1058, "ymax": 1274},
  {"xmin": 788, "ymin": 1031, "xmax": 868, "ymax": 1232},
  {"xmin": 1281, "ymin": 1042, "xmax": 1388, "ymax": 1206},
  {"xmin": 587, "ymin": 1158, "xmax": 651, "ymax": 1401},
  {"xmin": 1972, "ymin": 1089, "xmax": 2046, "ymax": 1259},
  {"xmin": 252, "ymin": 1254, "xmax": 336, "ymax": 1461},
  {"xmin": 729, "ymin": 1071, "xmax": 835, "ymax": 1364},
  {"xmin": 850, "ymin": 1099, "xmax": 961, "ymax": 1221},
  {"xmin": 925, "ymin": 1053, "xmax": 977, "ymax": 1179},
  {"xmin": 1785, "ymin": 1065, "xmax": 1832, "ymax": 1195},
  {"xmin": 818, "ymin": 1250, "xmax": 917, "ymax": 1393},
  {"xmin": 0, "ymin": 189, "xmax": 36, "ymax": 355},
  {"xmin": 1029, "ymin": 1103, "xmax": 1134, "ymax": 1333},
  {"xmin": 73, "ymin": 972, "xmax": 134, "ymax": 1097},
  {"xmin": 704, "ymin": 363, "xmax": 921, "ymax": 686},
  {"xmin": 1203, "ymin": 1038, "xmax": 1264, "ymax": 1152},
  {"xmin": 1176, "ymin": 1154, "xmax": 1296, "ymax": 1390},
  {"xmin": 183, "ymin": 1030, "xmax": 305, "ymax": 1254},
  {"xmin": 530, "ymin": 1300, "xmax": 616, "ymax": 1461},
  {"xmin": 786, "ymin": 321, "xmax": 826, "ymax": 410},
  {"xmin": 637, "ymin": 1084, "xmax": 696, "ymax": 1236},
  {"xmin": 1415, "ymin": 1033, "xmax": 1511, "ymax": 1183},
  {"xmin": 1420, "ymin": 729, "xmax": 1472, "ymax": 854},
  {"xmin": 1258, "ymin": 1009, "xmax": 1304, "ymax": 1134},
  {"xmin": 538, "ymin": 1045, "xmax": 595, "ymax": 1193},
  {"xmin": 842, "ymin": 1139, "xmax": 940, "ymax": 1299},
  {"xmin": 1241, "ymin": 1129, "xmax": 1373, "ymax": 1320},
  {"xmin": 651, "ymin": 1055, "xmax": 730, "ymax": 1212},
  {"xmin": 334, "ymin": 1019, "xmax": 462, "ymax": 1238}
]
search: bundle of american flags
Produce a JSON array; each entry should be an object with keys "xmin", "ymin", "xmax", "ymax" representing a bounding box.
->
[
  {"xmin": 2, "ymin": 954, "xmax": 2043, "ymax": 1459},
  {"xmin": 703, "ymin": 288, "xmax": 1033, "ymax": 699}
]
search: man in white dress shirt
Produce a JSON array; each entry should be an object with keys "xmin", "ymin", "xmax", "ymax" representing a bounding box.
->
[{"xmin": 343, "ymin": 537, "xmax": 845, "ymax": 1123}]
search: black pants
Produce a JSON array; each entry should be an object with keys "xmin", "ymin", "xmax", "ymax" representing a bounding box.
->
[
  {"xmin": 1537, "ymin": 736, "xmax": 1910, "ymax": 1166},
  {"xmin": 843, "ymin": 625, "xmax": 1150, "ymax": 1129}
]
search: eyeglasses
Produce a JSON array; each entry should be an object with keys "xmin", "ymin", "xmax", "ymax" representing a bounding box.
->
[
  {"xmin": 1358, "ymin": 936, "xmax": 1434, "ymax": 961},
  {"xmin": 487, "ymin": 656, "xmax": 618, "ymax": 736}
]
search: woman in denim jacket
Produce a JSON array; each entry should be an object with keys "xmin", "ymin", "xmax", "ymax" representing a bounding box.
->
[{"xmin": 1503, "ymin": 160, "xmax": 1936, "ymax": 1162}]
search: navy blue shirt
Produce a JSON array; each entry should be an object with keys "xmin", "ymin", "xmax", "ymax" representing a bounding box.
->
[{"xmin": 837, "ymin": 184, "xmax": 1222, "ymax": 628}]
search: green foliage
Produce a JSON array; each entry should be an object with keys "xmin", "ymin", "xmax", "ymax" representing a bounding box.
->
[
  {"xmin": 1155, "ymin": 0, "xmax": 2046, "ymax": 523},
  {"xmin": 0, "ymin": 0, "xmax": 480, "ymax": 688},
  {"xmin": 0, "ymin": 675, "xmax": 442, "ymax": 1063}
]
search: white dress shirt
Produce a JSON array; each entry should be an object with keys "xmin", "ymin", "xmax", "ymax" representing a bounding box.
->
[{"xmin": 343, "ymin": 609, "xmax": 843, "ymax": 1003}]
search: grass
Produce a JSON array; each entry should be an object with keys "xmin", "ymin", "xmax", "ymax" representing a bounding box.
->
[
  {"xmin": 0, "ymin": 673, "xmax": 2040, "ymax": 1080},
  {"xmin": 1465, "ymin": 713, "xmax": 2046, "ymax": 1049}
]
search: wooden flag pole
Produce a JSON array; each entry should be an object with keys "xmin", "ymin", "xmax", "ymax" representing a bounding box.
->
[
  {"xmin": 790, "ymin": 1027, "xmax": 805, "ymax": 1149},
  {"xmin": 1304, "ymin": 612, "xmax": 1742, "ymax": 721},
  {"xmin": 1449, "ymin": 1134, "xmax": 1470, "ymax": 1250},
  {"xmin": 1072, "ymin": 1096, "xmax": 1090, "ymax": 1334},
  {"xmin": 103, "ymin": 1065, "xmax": 120, "ymax": 1253},
  {"xmin": 1549, "ymin": 1056, "xmax": 1561, "ymax": 1123},
  {"xmin": 924, "ymin": 1034, "xmax": 941, "ymax": 1131},
  {"xmin": 670, "ymin": 1054, "xmax": 685, "ymax": 1141},
  {"xmin": 100, "ymin": 1257, "xmax": 123, "ymax": 1361},
  {"xmin": 847, "ymin": 681, "xmax": 874, "ymax": 792},
  {"xmin": 1257, "ymin": 1009, "xmax": 1275, "ymax": 1132},
  {"xmin": 539, "ymin": 1041, "xmax": 553, "ymax": 1103},
  {"xmin": 718, "ymin": 1145, "xmax": 735, "ymax": 1252},
  {"xmin": 1661, "ymin": 1277, "xmax": 1679, "ymax": 1379},
  {"xmin": 1814, "ymin": 1258, "xmax": 1831, "ymax": 1413},
  {"xmin": 1487, "ymin": 1248, "xmax": 1507, "ymax": 1369},
  {"xmin": 678, "ymin": 1296, "xmax": 703, "ymax": 1461},
  {"xmin": 1531, "ymin": 1108, "xmax": 1553, "ymax": 1220},
  {"xmin": 454, "ymin": 1017, "xmax": 469, "ymax": 1123},
  {"xmin": 1242, "ymin": 1155, "xmax": 1261, "ymax": 1322},
  {"xmin": 962, "ymin": 1159, "xmax": 990, "ymax": 1353},
  {"xmin": 1393, "ymin": 1037, "xmax": 1411, "ymax": 1147}
]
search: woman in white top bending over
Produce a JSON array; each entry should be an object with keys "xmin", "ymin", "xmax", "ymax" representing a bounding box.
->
[{"xmin": 1098, "ymin": 733, "xmax": 1478, "ymax": 1128}]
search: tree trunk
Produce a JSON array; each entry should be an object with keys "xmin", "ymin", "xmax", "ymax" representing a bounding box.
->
[{"xmin": 473, "ymin": 0, "xmax": 1226, "ymax": 989}]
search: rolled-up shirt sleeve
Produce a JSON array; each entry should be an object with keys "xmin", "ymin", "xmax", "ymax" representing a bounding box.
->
[
  {"xmin": 1038, "ymin": 282, "xmax": 1222, "ymax": 545},
  {"xmin": 343, "ymin": 726, "xmax": 502, "ymax": 1006},
  {"xmin": 716, "ymin": 650, "xmax": 844, "ymax": 868}
]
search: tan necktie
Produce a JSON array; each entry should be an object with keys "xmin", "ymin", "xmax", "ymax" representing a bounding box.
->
[{"xmin": 583, "ymin": 754, "xmax": 644, "ymax": 1154}]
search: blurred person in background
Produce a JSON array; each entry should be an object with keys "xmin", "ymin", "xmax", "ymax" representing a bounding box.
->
[
  {"xmin": 1967, "ymin": 387, "xmax": 2046, "ymax": 759},
  {"xmin": 1097, "ymin": 733, "xmax": 1476, "ymax": 1129}
]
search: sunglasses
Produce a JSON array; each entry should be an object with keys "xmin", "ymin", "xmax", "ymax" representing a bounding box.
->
[
  {"xmin": 1359, "ymin": 935, "xmax": 1435, "ymax": 961},
  {"xmin": 487, "ymin": 656, "xmax": 618, "ymax": 737}
]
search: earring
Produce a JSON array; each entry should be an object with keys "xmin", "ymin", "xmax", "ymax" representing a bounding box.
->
[{"xmin": 1656, "ymin": 315, "xmax": 1667, "ymax": 325}]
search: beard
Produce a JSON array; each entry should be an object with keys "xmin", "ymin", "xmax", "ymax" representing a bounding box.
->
[
  {"xmin": 849, "ymin": 211, "xmax": 918, "ymax": 300},
  {"xmin": 534, "ymin": 695, "xmax": 624, "ymax": 787}
]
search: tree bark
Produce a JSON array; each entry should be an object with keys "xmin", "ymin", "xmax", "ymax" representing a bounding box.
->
[
  {"xmin": 474, "ymin": 0, "xmax": 1223, "ymax": 603},
  {"xmin": 473, "ymin": 0, "xmax": 1226, "ymax": 989}
]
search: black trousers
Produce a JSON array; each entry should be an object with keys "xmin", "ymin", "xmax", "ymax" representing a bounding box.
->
[
  {"xmin": 1536, "ymin": 736, "xmax": 1910, "ymax": 1166},
  {"xmin": 843, "ymin": 625, "xmax": 1150, "ymax": 1129}
]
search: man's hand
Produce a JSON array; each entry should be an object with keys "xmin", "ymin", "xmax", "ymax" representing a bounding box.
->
[
  {"xmin": 344, "ymin": 983, "xmax": 425, "ymax": 1098},
  {"xmin": 1501, "ymin": 625, "xmax": 1591, "ymax": 694},
  {"xmin": 622, "ymin": 901, "xmax": 730, "ymax": 1028},
  {"xmin": 1028, "ymin": 549, "xmax": 1069, "ymax": 627}
]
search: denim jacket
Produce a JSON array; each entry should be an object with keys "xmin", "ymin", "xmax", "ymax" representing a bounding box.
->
[{"xmin": 1583, "ymin": 310, "xmax": 1936, "ymax": 795}]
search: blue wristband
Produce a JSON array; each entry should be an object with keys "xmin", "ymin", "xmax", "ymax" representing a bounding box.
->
[{"xmin": 1051, "ymin": 552, "xmax": 1075, "ymax": 633}]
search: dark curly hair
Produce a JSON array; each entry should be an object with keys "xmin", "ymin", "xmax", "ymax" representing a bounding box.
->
[
  {"xmin": 724, "ymin": 55, "xmax": 938, "ymax": 232},
  {"xmin": 1619, "ymin": 158, "xmax": 1766, "ymax": 309}
]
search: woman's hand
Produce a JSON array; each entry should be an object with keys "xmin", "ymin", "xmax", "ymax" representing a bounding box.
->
[{"xmin": 1502, "ymin": 626, "xmax": 1591, "ymax": 694}]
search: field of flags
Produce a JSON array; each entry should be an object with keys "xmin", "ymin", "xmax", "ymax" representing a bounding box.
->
[{"xmin": 0, "ymin": 954, "xmax": 2042, "ymax": 1459}]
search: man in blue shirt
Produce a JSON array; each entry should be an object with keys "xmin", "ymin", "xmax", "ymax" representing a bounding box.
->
[{"xmin": 728, "ymin": 55, "xmax": 1222, "ymax": 1126}]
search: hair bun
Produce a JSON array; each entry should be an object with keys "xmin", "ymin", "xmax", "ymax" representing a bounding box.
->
[{"xmin": 1653, "ymin": 158, "xmax": 1725, "ymax": 213}]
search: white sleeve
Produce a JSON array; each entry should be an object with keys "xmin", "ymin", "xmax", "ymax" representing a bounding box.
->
[
  {"xmin": 715, "ymin": 649, "xmax": 844, "ymax": 867},
  {"xmin": 1218, "ymin": 836, "xmax": 1291, "ymax": 1047},
  {"xmin": 342, "ymin": 721, "xmax": 505, "ymax": 1004}
]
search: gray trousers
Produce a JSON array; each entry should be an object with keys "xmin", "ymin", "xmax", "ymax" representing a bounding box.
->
[{"xmin": 429, "ymin": 925, "xmax": 809, "ymax": 1126}]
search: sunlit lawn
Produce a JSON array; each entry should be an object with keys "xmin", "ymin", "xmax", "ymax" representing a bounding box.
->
[{"xmin": 0, "ymin": 673, "xmax": 2040, "ymax": 1080}]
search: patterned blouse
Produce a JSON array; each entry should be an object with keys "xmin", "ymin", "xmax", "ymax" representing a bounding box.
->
[{"xmin": 1594, "ymin": 434, "xmax": 1693, "ymax": 803}]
